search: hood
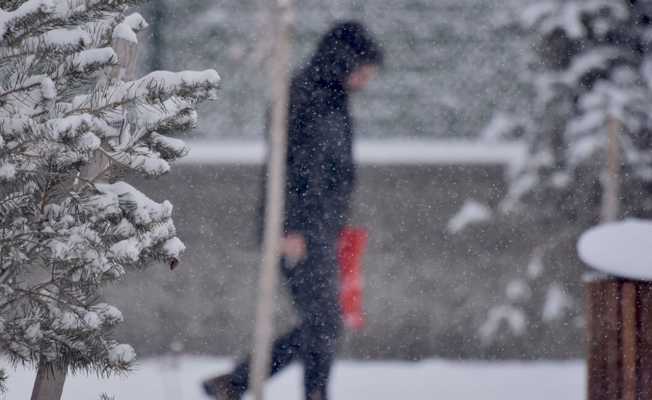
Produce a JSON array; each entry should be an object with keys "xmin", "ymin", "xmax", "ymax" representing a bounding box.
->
[{"xmin": 302, "ymin": 21, "xmax": 384, "ymax": 88}]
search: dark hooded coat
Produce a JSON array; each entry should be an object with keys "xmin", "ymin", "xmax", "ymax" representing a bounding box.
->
[{"xmin": 261, "ymin": 21, "xmax": 383, "ymax": 244}]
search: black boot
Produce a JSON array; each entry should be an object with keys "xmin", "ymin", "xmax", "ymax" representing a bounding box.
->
[{"xmin": 201, "ymin": 374, "xmax": 243, "ymax": 400}]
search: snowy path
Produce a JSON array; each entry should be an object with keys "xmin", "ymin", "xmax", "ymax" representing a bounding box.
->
[{"xmin": 2, "ymin": 357, "xmax": 584, "ymax": 400}]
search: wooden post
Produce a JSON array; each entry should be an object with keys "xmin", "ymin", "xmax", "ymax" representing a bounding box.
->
[
  {"xmin": 586, "ymin": 280, "xmax": 621, "ymax": 400},
  {"xmin": 622, "ymin": 282, "xmax": 637, "ymax": 400},
  {"xmin": 30, "ymin": 35, "xmax": 138, "ymax": 400},
  {"xmin": 586, "ymin": 279, "xmax": 652, "ymax": 400},
  {"xmin": 637, "ymin": 284, "xmax": 652, "ymax": 399},
  {"xmin": 249, "ymin": 1, "xmax": 294, "ymax": 399}
]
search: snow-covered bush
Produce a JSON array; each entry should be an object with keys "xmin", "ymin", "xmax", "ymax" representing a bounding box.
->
[{"xmin": 0, "ymin": 0, "xmax": 219, "ymax": 387}]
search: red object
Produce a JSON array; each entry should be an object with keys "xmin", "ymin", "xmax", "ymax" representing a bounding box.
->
[{"xmin": 338, "ymin": 227, "xmax": 368, "ymax": 331}]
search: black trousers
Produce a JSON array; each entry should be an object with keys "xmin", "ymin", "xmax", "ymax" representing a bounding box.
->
[{"xmin": 230, "ymin": 237, "xmax": 342, "ymax": 399}]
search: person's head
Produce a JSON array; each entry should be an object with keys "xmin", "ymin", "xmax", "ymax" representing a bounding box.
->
[{"xmin": 307, "ymin": 21, "xmax": 384, "ymax": 91}]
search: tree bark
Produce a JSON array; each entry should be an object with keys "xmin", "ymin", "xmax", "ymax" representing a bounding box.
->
[
  {"xmin": 586, "ymin": 279, "xmax": 652, "ymax": 400},
  {"xmin": 30, "ymin": 362, "xmax": 66, "ymax": 400}
]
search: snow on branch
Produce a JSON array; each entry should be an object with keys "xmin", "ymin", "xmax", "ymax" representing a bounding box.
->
[
  {"xmin": 123, "ymin": 13, "xmax": 148, "ymax": 33},
  {"xmin": 136, "ymin": 97, "xmax": 198, "ymax": 134},
  {"xmin": 96, "ymin": 181, "xmax": 173, "ymax": 226},
  {"xmin": 1, "ymin": 0, "xmax": 132, "ymax": 46},
  {"xmin": 147, "ymin": 133, "xmax": 189, "ymax": 160},
  {"xmin": 0, "ymin": 0, "xmax": 221, "ymax": 380},
  {"xmin": 0, "ymin": 27, "xmax": 90, "ymax": 62},
  {"xmin": 0, "ymin": 0, "xmax": 55, "ymax": 42},
  {"xmin": 50, "ymin": 48, "xmax": 118, "ymax": 87},
  {"xmin": 104, "ymin": 144, "xmax": 172, "ymax": 177},
  {"xmin": 522, "ymin": 1, "xmax": 629, "ymax": 39},
  {"xmin": 47, "ymin": 114, "xmax": 119, "ymax": 141},
  {"xmin": 73, "ymin": 70, "xmax": 221, "ymax": 115}
]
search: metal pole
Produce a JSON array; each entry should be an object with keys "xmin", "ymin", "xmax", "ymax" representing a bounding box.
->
[{"xmin": 250, "ymin": 1, "xmax": 294, "ymax": 399}]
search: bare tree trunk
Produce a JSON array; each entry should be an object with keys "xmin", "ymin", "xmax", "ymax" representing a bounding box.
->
[
  {"xmin": 148, "ymin": 0, "xmax": 167, "ymax": 71},
  {"xmin": 30, "ymin": 35, "xmax": 138, "ymax": 400},
  {"xmin": 586, "ymin": 116, "xmax": 626, "ymax": 400},
  {"xmin": 30, "ymin": 362, "xmax": 67, "ymax": 400},
  {"xmin": 250, "ymin": 1, "xmax": 294, "ymax": 399},
  {"xmin": 600, "ymin": 116, "xmax": 622, "ymax": 223}
]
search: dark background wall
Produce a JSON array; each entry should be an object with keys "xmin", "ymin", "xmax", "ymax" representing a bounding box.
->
[
  {"xmin": 109, "ymin": 1, "xmax": 588, "ymax": 361},
  {"xmin": 105, "ymin": 149, "xmax": 586, "ymax": 360}
]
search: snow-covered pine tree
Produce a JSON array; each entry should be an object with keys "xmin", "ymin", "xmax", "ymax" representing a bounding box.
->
[
  {"xmin": 501, "ymin": 0, "xmax": 652, "ymax": 218},
  {"xmin": 0, "ymin": 0, "xmax": 220, "ymax": 392},
  {"xmin": 476, "ymin": 0, "xmax": 652, "ymax": 346}
]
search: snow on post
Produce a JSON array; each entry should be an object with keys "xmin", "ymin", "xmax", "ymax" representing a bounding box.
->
[
  {"xmin": 579, "ymin": 219, "xmax": 652, "ymax": 282},
  {"xmin": 0, "ymin": 1, "xmax": 220, "ymax": 397}
]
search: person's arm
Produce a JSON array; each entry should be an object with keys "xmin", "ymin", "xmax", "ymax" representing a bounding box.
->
[
  {"xmin": 284, "ymin": 121, "xmax": 326, "ymax": 238},
  {"xmin": 282, "ymin": 122, "xmax": 325, "ymax": 264},
  {"xmin": 285, "ymin": 90, "xmax": 329, "ymax": 237}
]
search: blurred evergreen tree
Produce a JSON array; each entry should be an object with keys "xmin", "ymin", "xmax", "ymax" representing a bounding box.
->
[
  {"xmin": 0, "ymin": 0, "xmax": 220, "ymax": 395},
  {"xmin": 478, "ymin": 0, "xmax": 652, "ymax": 348}
]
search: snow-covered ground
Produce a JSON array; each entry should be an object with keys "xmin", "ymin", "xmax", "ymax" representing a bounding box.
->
[{"xmin": 2, "ymin": 356, "xmax": 584, "ymax": 400}]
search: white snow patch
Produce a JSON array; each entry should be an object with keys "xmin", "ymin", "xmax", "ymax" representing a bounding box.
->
[
  {"xmin": 37, "ymin": 28, "xmax": 90, "ymax": 48},
  {"xmin": 578, "ymin": 219, "xmax": 652, "ymax": 280},
  {"xmin": 162, "ymin": 237, "xmax": 185, "ymax": 259},
  {"xmin": 0, "ymin": 162, "xmax": 16, "ymax": 180},
  {"xmin": 527, "ymin": 248, "xmax": 545, "ymax": 279},
  {"xmin": 110, "ymin": 237, "xmax": 140, "ymax": 262},
  {"xmin": 550, "ymin": 172, "xmax": 572, "ymax": 189},
  {"xmin": 92, "ymin": 303, "xmax": 123, "ymax": 325},
  {"xmin": 108, "ymin": 344, "xmax": 136, "ymax": 365},
  {"xmin": 124, "ymin": 13, "xmax": 148, "ymax": 32},
  {"xmin": 480, "ymin": 113, "xmax": 524, "ymax": 142},
  {"xmin": 150, "ymin": 133, "xmax": 189, "ymax": 158},
  {"xmin": 479, "ymin": 305, "xmax": 527, "ymax": 343},
  {"xmin": 96, "ymin": 181, "xmax": 173, "ymax": 226},
  {"xmin": 37, "ymin": 76, "xmax": 55, "ymax": 100},
  {"xmin": 447, "ymin": 200, "xmax": 493, "ymax": 234},
  {"xmin": 77, "ymin": 132, "xmax": 100, "ymax": 151},
  {"xmin": 83, "ymin": 312, "xmax": 101, "ymax": 330},
  {"xmin": 112, "ymin": 22, "xmax": 137, "ymax": 43},
  {"xmin": 24, "ymin": 323, "xmax": 42, "ymax": 341},
  {"xmin": 542, "ymin": 283, "xmax": 574, "ymax": 322},
  {"xmin": 506, "ymin": 280, "xmax": 532, "ymax": 302},
  {"xmin": 0, "ymin": 0, "xmax": 55, "ymax": 39},
  {"xmin": 113, "ymin": 218, "xmax": 136, "ymax": 238},
  {"xmin": 180, "ymin": 140, "xmax": 527, "ymax": 167},
  {"xmin": 69, "ymin": 48, "xmax": 117, "ymax": 71},
  {"xmin": 0, "ymin": 356, "xmax": 585, "ymax": 400}
]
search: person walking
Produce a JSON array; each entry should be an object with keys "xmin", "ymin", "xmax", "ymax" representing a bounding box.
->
[{"xmin": 203, "ymin": 20, "xmax": 383, "ymax": 400}]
